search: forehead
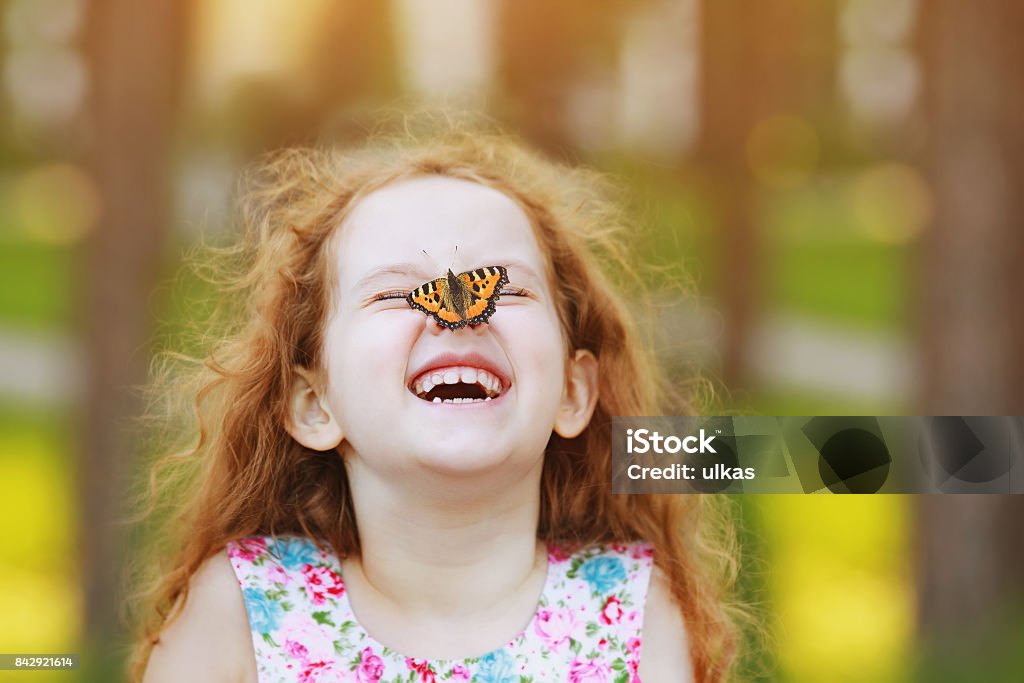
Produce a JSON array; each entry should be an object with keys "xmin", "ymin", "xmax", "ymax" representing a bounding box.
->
[{"xmin": 334, "ymin": 175, "xmax": 546, "ymax": 291}]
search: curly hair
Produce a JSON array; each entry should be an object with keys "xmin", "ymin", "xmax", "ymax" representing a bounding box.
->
[{"xmin": 125, "ymin": 114, "xmax": 747, "ymax": 682}]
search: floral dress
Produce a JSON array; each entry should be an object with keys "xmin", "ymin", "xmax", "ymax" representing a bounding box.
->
[{"xmin": 226, "ymin": 534, "xmax": 655, "ymax": 683}]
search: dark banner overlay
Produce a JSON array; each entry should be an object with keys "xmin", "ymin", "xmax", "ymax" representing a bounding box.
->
[{"xmin": 611, "ymin": 417, "xmax": 1024, "ymax": 494}]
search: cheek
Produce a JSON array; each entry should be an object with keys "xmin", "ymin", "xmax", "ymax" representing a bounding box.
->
[
  {"xmin": 323, "ymin": 310, "xmax": 422, "ymax": 410},
  {"xmin": 498, "ymin": 307, "xmax": 567, "ymax": 393}
]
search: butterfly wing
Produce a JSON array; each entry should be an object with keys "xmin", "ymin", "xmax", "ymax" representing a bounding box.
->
[
  {"xmin": 407, "ymin": 277, "xmax": 466, "ymax": 329},
  {"xmin": 456, "ymin": 266, "xmax": 509, "ymax": 325}
]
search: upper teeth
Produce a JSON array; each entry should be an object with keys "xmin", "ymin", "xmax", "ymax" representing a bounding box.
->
[{"xmin": 412, "ymin": 365, "xmax": 503, "ymax": 399}]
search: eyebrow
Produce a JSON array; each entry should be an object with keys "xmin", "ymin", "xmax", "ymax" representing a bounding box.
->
[
  {"xmin": 496, "ymin": 259, "xmax": 543, "ymax": 285},
  {"xmin": 352, "ymin": 262, "xmax": 430, "ymax": 293}
]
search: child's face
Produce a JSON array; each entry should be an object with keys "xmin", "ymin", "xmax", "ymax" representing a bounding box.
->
[{"xmin": 312, "ymin": 175, "xmax": 593, "ymax": 477}]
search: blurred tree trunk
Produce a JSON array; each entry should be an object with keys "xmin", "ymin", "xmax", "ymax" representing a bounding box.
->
[
  {"xmin": 235, "ymin": 1, "xmax": 398, "ymax": 151},
  {"xmin": 307, "ymin": 1, "xmax": 397, "ymax": 136},
  {"xmin": 81, "ymin": 0, "xmax": 188, "ymax": 673},
  {"xmin": 496, "ymin": 0, "xmax": 631, "ymax": 153},
  {"xmin": 915, "ymin": 0, "xmax": 1024, "ymax": 645},
  {"xmin": 697, "ymin": 0, "xmax": 837, "ymax": 388}
]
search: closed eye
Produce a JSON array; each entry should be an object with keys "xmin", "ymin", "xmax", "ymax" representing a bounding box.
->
[
  {"xmin": 499, "ymin": 286, "xmax": 531, "ymax": 297},
  {"xmin": 371, "ymin": 289, "xmax": 410, "ymax": 302}
]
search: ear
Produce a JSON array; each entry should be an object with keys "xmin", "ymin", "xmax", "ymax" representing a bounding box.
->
[
  {"xmin": 554, "ymin": 349, "xmax": 599, "ymax": 439},
  {"xmin": 285, "ymin": 365, "xmax": 344, "ymax": 451}
]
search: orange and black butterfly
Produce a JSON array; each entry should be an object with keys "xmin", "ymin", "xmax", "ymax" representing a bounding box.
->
[{"xmin": 407, "ymin": 266, "xmax": 509, "ymax": 329}]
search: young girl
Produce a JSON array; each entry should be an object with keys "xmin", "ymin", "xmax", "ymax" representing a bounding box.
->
[{"xmin": 130, "ymin": 119, "xmax": 743, "ymax": 683}]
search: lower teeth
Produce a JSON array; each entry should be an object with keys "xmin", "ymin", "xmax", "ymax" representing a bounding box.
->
[{"xmin": 429, "ymin": 397, "xmax": 492, "ymax": 403}]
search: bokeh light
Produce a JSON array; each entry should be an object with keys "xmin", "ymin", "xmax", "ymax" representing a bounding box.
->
[
  {"xmin": 762, "ymin": 495, "xmax": 914, "ymax": 683},
  {"xmin": 3, "ymin": 47, "xmax": 87, "ymax": 125},
  {"xmin": 11, "ymin": 164, "xmax": 101, "ymax": 246},
  {"xmin": 847, "ymin": 163, "xmax": 933, "ymax": 245}
]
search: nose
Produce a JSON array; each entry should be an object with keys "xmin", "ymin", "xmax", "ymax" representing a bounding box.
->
[
  {"xmin": 424, "ymin": 316, "xmax": 489, "ymax": 336},
  {"xmin": 425, "ymin": 315, "xmax": 446, "ymax": 335}
]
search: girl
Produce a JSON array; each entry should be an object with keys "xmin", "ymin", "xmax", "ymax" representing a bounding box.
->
[{"xmin": 130, "ymin": 118, "xmax": 743, "ymax": 683}]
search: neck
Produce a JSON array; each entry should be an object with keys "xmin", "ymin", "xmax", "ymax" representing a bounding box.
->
[{"xmin": 341, "ymin": 457, "xmax": 546, "ymax": 619}]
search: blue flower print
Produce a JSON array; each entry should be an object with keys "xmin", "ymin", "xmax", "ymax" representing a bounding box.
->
[
  {"xmin": 269, "ymin": 537, "xmax": 318, "ymax": 570},
  {"xmin": 243, "ymin": 587, "xmax": 284, "ymax": 634},
  {"xmin": 475, "ymin": 649, "xmax": 518, "ymax": 683},
  {"xmin": 580, "ymin": 556, "xmax": 626, "ymax": 595}
]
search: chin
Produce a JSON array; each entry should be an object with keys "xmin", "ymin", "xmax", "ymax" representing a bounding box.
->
[
  {"xmin": 412, "ymin": 445, "xmax": 512, "ymax": 476},
  {"xmin": 410, "ymin": 437, "xmax": 547, "ymax": 481}
]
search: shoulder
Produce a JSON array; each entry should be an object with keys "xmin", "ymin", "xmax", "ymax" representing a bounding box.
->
[
  {"xmin": 638, "ymin": 564, "xmax": 695, "ymax": 683},
  {"xmin": 142, "ymin": 549, "xmax": 257, "ymax": 683}
]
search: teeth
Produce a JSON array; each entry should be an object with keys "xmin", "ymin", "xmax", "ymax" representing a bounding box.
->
[
  {"xmin": 483, "ymin": 374, "xmax": 496, "ymax": 394},
  {"xmin": 428, "ymin": 396, "xmax": 493, "ymax": 405},
  {"xmin": 414, "ymin": 378, "xmax": 436, "ymax": 396},
  {"xmin": 412, "ymin": 365, "xmax": 506, "ymax": 400}
]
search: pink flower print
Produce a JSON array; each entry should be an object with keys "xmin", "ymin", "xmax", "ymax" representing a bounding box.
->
[
  {"xmin": 568, "ymin": 657, "xmax": 611, "ymax": 683},
  {"xmin": 356, "ymin": 647, "xmax": 384, "ymax": 683},
  {"xmin": 449, "ymin": 664, "xmax": 471, "ymax": 681},
  {"xmin": 228, "ymin": 537, "xmax": 267, "ymax": 562},
  {"xmin": 611, "ymin": 542, "xmax": 628, "ymax": 554},
  {"xmin": 548, "ymin": 543, "xmax": 577, "ymax": 563},
  {"xmin": 297, "ymin": 660, "xmax": 346, "ymax": 683},
  {"xmin": 534, "ymin": 607, "xmax": 575, "ymax": 652},
  {"xmin": 597, "ymin": 638, "xmax": 608, "ymax": 651},
  {"xmin": 630, "ymin": 544, "xmax": 654, "ymax": 560},
  {"xmin": 280, "ymin": 612, "xmax": 337, "ymax": 664},
  {"xmin": 599, "ymin": 595, "xmax": 624, "ymax": 625},
  {"xmin": 628, "ymin": 658, "xmax": 641, "ymax": 683},
  {"xmin": 267, "ymin": 563, "xmax": 291, "ymax": 586},
  {"xmin": 301, "ymin": 564, "xmax": 345, "ymax": 605},
  {"xmin": 405, "ymin": 658, "xmax": 437, "ymax": 683},
  {"xmin": 284, "ymin": 639, "xmax": 309, "ymax": 661},
  {"xmin": 626, "ymin": 636, "xmax": 642, "ymax": 654}
]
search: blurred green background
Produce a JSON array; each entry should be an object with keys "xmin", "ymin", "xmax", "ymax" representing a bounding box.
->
[{"xmin": 1, "ymin": 0, "xmax": 1022, "ymax": 681}]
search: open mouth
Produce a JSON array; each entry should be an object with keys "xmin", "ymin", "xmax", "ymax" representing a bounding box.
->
[{"xmin": 410, "ymin": 366, "xmax": 506, "ymax": 404}]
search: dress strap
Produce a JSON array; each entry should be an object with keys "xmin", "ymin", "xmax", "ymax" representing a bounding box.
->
[{"xmin": 227, "ymin": 534, "xmax": 355, "ymax": 682}]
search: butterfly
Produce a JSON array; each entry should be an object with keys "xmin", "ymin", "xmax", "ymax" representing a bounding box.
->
[{"xmin": 406, "ymin": 265, "xmax": 509, "ymax": 329}]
